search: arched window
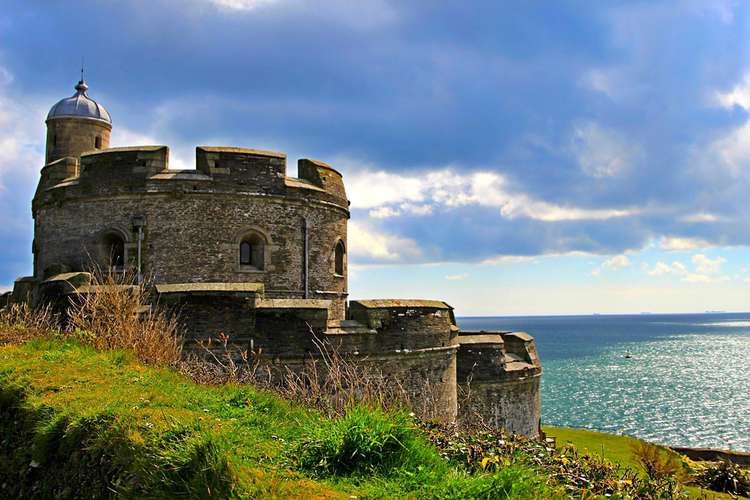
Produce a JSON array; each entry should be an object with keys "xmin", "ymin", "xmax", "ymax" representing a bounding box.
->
[
  {"xmin": 103, "ymin": 233, "xmax": 125, "ymax": 269},
  {"xmin": 334, "ymin": 240, "xmax": 346, "ymax": 276},
  {"xmin": 95, "ymin": 136, "xmax": 102, "ymax": 149},
  {"xmin": 239, "ymin": 233, "xmax": 265, "ymax": 270}
]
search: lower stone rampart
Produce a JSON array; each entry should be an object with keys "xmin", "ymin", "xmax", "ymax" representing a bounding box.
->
[
  {"xmin": 272, "ymin": 346, "xmax": 458, "ymax": 422},
  {"xmin": 8, "ymin": 279, "xmax": 543, "ymax": 436},
  {"xmin": 457, "ymin": 331, "xmax": 542, "ymax": 437}
]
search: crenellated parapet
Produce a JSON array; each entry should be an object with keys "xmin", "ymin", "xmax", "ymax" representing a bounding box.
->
[
  {"xmin": 347, "ymin": 299, "xmax": 457, "ymax": 351},
  {"xmin": 34, "ymin": 146, "xmax": 349, "ymax": 213}
]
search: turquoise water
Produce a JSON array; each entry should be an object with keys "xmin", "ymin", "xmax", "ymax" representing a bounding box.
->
[{"xmin": 457, "ymin": 313, "xmax": 750, "ymax": 452}]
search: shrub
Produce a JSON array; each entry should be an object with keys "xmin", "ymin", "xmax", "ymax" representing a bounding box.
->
[
  {"xmin": 694, "ymin": 459, "xmax": 750, "ymax": 496},
  {"xmin": 630, "ymin": 441, "xmax": 683, "ymax": 481},
  {"xmin": 66, "ymin": 272, "xmax": 182, "ymax": 366},
  {"xmin": 296, "ymin": 406, "xmax": 435, "ymax": 476}
]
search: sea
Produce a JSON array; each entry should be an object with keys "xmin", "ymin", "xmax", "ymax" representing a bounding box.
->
[{"xmin": 456, "ymin": 313, "xmax": 750, "ymax": 452}]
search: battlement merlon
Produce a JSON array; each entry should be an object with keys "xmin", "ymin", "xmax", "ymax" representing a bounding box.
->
[
  {"xmin": 33, "ymin": 145, "xmax": 350, "ymax": 211},
  {"xmin": 457, "ymin": 330, "xmax": 542, "ymax": 382}
]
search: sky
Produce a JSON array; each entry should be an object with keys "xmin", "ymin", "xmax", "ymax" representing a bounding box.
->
[{"xmin": 1, "ymin": 0, "xmax": 750, "ymax": 315}]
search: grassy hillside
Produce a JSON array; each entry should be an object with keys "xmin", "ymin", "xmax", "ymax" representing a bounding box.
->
[{"xmin": 0, "ymin": 338, "xmax": 559, "ymax": 499}]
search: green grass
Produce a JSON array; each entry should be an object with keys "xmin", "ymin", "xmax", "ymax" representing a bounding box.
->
[
  {"xmin": 543, "ymin": 425, "xmax": 656, "ymax": 472},
  {"xmin": 0, "ymin": 338, "xmax": 559, "ymax": 499}
]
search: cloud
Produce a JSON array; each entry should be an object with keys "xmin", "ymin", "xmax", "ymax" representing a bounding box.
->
[
  {"xmin": 715, "ymin": 73, "xmax": 750, "ymax": 111},
  {"xmin": 571, "ymin": 122, "xmax": 639, "ymax": 178},
  {"xmin": 481, "ymin": 255, "xmax": 535, "ymax": 265},
  {"xmin": 347, "ymin": 167, "xmax": 637, "ymax": 222},
  {"xmin": 110, "ymin": 127, "xmax": 192, "ymax": 170},
  {"xmin": 660, "ymin": 237, "xmax": 712, "ymax": 251},
  {"xmin": 591, "ymin": 254, "xmax": 630, "ymax": 276},
  {"xmin": 647, "ymin": 253, "xmax": 727, "ymax": 283},
  {"xmin": 348, "ymin": 221, "xmax": 422, "ymax": 263},
  {"xmin": 648, "ymin": 261, "xmax": 682, "ymax": 276},
  {"xmin": 368, "ymin": 203, "xmax": 433, "ymax": 219},
  {"xmin": 208, "ymin": 0, "xmax": 280, "ymax": 10},
  {"xmin": 445, "ymin": 273, "xmax": 468, "ymax": 281},
  {"xmin": 680, "ymin": 213, "xmax": 720, "ymax": 223},
  {"xmin": 710, "ymin": 119, "xmax": 750, "ymax": 176},
  {"xmin": 605, "ymin": 255, "xmax": 631, "ymax": 269},
  {"xmin": 0, "ymin": 64, "xmax": 45, "ymax": 284},
  {"xmin": 691, "ymin": 253, "xmax": 725, "ymax": 274}
]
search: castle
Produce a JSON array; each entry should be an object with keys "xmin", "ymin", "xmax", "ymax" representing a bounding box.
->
[{"xmin": 7, "ymin": 78, "xmax": 542, "ymax": 436}]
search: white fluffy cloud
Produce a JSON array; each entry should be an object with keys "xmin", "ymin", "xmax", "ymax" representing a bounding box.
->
[
  {"xmin": 591, "ymin": 254, "xmax": 631, "ymax": 276},
  {"xmin": 348, "ymin": 221, "xmax": 422, "ymax": 262},
  {"xmin": 346, "ymin": 167, "xmax": 637, "ymax": 222},
  {"xmin": 647, "ymin": 253, "xmax": 727, "ymax": 283},
  {"xmin": 692, "ymin": 253, "xmax": 725, "ymax": 274},
  {"xmin": 659, "ymin": 237, "xmax": 712, "ymax": 251},
  {"xmin": 716, "ymin": 73, "xmax": 750, "ymax": 111}
]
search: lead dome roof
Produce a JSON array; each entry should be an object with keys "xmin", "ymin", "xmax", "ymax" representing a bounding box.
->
[{"xmin": 47, "ymin": 80, "xmax": 111, "ymax": 124}]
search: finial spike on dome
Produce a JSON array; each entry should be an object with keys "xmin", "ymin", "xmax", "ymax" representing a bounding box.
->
[
  {"xmin": 75, "ymin": 58, "xmax": 88, "ymax": 94},
  {"xmin": 75, "ymin": 79, "xmax": 88, "ymax": 94}
]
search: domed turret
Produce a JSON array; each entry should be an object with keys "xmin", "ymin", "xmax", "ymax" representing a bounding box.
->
[
  {"xmin": 45, "ymin": 79, "xmax": 112, "ymax": 164},
  {"xmin": 47, "ymin": 80, "xmax": 111, "ymax": 124}
]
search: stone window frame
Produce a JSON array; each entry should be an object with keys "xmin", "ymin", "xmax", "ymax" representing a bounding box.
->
[
  {"xmin": 236, "ymin": 227, "xmax": 272, "ymax": 273},
  {"xmin": 95, "ymin": 226, "xmax": 130, "ymax": 274},
  {"xmin": 332, "ymin": 238, "xmax": 346, "ymax": 277},
  {"xmin": 95, "ymin": 136, "xmax": 102, "ymax": 149}
]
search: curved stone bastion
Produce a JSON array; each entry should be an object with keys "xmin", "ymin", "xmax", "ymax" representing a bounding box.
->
[{"xmin": 6, "ymin": 77, "xmax": 544, "ymax": 437}]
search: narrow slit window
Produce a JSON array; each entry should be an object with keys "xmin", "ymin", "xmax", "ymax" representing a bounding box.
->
[
  {"xmin": 95, "ymin": 136, "xmax": 102, "ymax": 149},
  {"xmin": 334, "ymin": 240, "xmax": 345, "ymax": 275},
  {"xmin": 240, "ymin": 241, "xmax": 252, "ymax": 265}
]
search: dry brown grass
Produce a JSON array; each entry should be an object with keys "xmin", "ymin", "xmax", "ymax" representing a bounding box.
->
[
  {"xmin": 181, "ymin": 329, "xmax": 446, "ymax": 420},
  {"xmin": 66, "ymin": 272, "xmax": 182, "ymax": 366},
  {"xmin": 0, "ymin": 302, "xmax": 58, "ymax": 345}
]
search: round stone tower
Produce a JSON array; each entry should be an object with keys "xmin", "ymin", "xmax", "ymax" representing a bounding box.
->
[{"xmin": 45, "ymin": 79, "xmax": 112, "ymax": 164}]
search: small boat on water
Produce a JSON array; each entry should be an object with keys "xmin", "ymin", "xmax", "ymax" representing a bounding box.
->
[{"xmin": 624, "ymin": 352, "xmax": 633, "ymax": 359}]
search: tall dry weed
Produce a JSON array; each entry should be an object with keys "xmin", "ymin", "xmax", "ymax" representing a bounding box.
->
[
  {"xmin": 0, "ymin": 302, "xmax": 58, "ymax": 345},
  {"xmin": 182, "ymin": 328, "xmax": 445, "ymax": 420},
  {"xmin": 66, "ymin": 272, "xmax": 182, "ymax": 365}
]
